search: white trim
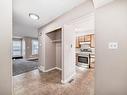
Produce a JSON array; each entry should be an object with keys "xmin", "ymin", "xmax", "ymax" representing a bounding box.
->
[
  {"xmin": 61, "ymin": 27, "xmax": 64, "ymax": 85},
  {"xmin": 61, "ymin": 72, "xmax": 76, "ymax": 84},
  {"xmin": 55, "ymin": 67, "xmax": 62, "ymax": 71},
  {"xmin": 43, "ymin": 67, "xmax": 62, "ymax": 72},
  {"xmin": 38, "ymin": 66, "xmax": 44, "ymax": 72},
  {"xmin": 44, "ymin": 67, "xmax": 56, "ymax": 72},
  {"xmin": 93, "ymin": 0, "xmax": 114, "ymax": 8}
]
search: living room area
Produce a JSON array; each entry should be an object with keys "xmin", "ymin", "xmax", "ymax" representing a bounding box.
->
[{"xmin": 12, "ymin": 34, "xmax": 39, "ymax": 76}]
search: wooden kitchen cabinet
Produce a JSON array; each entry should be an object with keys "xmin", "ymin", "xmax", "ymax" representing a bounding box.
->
[
  {"xmin": 79, "ymin": 36, "xmax": 85, "ymax": 42},
  {"xmin": 76, "ymin": 37, "xmax": 80, "ymax": 48},
  {"xmin": 75, "ymin": 34, "xmax": 95, "ymax": 48},
  {"xmin": 85, "ymin": 35, "xmax": 91, "ymax": 42},
  {"xmin": 90, "ymin": 34, "xmax": 95, "ymax": 48},
  {"xmin": 76, "ymin": 36, "xmax": 85, "ymax": 48}
]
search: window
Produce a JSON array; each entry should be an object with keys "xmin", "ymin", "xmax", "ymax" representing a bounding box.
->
[
  {"xmin": 12, "ymin": 40, "xmax": 22, "ymax": 56},
  {"xmin": 32, "ymin": 39, "xmax": 38, "ymax": 55}
]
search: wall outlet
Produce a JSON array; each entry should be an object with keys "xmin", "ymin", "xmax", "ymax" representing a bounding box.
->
[{"xmin": 108, "ymin": 42, "xmax": 118, "ymax": 49}]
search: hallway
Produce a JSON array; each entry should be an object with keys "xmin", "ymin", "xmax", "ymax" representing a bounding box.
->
[{"xmin": 13, "ymin": 67, "xmax": 94, "ymax": 95}]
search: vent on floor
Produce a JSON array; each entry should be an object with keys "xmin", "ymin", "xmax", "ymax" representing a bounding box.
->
[{"xmin": 69, "ymin": 79, "xmax": 74, "ymax": 83}]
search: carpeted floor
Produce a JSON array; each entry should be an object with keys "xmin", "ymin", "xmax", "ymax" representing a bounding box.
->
[{"xmin": 13, "ymin": 59, "xmax": 39, "ymax": 76}]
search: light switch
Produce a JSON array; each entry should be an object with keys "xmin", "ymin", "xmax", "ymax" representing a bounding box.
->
[{"xmin": 108, "ymin": 42, "xmax": 118, "ymax": 49}]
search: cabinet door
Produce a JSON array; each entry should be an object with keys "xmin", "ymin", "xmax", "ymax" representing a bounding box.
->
[
  {"xmin": 79, "ymin": 36, "xmax": 85, "ymax": 42},
  {"xmin": 91, "ymin": 34, "xmax": 95, "ymax": 48},
  {"xmin": 76, "ymin": 37, "xmax": 80, "ymax": 48},
  {"xmin": 85, "ymin": 35, "xmax": 91, "ymax": 42}
]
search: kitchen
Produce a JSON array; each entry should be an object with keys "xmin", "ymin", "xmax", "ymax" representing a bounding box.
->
[{"xmin": 75, "ymin": 34, "xmax": 95, "ymax": 69}]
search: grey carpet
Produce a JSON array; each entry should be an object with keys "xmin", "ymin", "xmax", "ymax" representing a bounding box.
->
[{"xmin": 13, "ymin": 59, "xmax": 38, "ymax": 76}]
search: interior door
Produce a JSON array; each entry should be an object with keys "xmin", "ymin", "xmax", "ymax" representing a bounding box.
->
[{"xmin": 62, "ymin": 24, "xmax": 76, "ymax": 83}]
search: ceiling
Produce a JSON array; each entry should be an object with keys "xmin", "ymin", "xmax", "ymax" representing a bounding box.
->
[
  {"xmin": 13, "ymin": 0, "xmax": 88, "ymax": 28},
  {"xmin": 93, "ymin": 0, "xmax": 114, "ymax": 8},
  {"xmin": 13, "ymin": 0, "xmax": 114, "ymax": 38}
]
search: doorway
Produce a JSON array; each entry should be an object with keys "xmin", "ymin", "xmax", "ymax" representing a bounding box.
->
[
  {"xmin": 62, "ymin": 12, "xmax": 95, "ymax": 94},
  {"xmin": 74, "ymin": 13, "xmax": 95, "ymax": 94}
]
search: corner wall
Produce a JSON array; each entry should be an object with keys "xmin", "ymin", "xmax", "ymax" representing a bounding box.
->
[
  {"xmin": 0, "ymin": 0, "xmax": 12, "ymax": 95},
  {"xmin": 95, "ymin": 0, "xmax": 127, "ymax": 95}
]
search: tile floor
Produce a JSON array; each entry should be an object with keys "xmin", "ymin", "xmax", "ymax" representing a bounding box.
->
[{"xmin": 13, "ymin": 65, "xmax": 94, "ymax": 95}]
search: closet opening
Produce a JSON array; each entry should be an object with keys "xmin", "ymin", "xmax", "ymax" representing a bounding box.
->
[{"xmin": 45, "ymin": 28, "xmax": 62, "ymax": 82}]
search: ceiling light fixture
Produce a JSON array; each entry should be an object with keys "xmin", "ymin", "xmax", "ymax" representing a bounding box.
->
[{"xmin": 29, "ymin": 13, "xmax": 39, "ymax": 20}]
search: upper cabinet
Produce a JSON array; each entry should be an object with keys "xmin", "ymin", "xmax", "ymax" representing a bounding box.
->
[
  {"xmin": 90, "ymin": 34, "xmax": 95, "ymax": 48},
  {"xmin": 76, "ymin": 37, "xmax": 80, "ymax": 48},
  {"xmin": 76, "ymin": 34, "xmax": 95, "ymax": 48},
  {"xmin": 79, "ymin": 36, "xmax": 85, "ymax": 42},
  {"xmin": 85, "ymin": 35, "xmax": 91, "ymax": 42}
]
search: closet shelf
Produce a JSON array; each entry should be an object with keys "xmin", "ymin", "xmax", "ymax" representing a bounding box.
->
[{"xmin": 52, "ymin": 40, "xmax": 61, "ymax": 43}]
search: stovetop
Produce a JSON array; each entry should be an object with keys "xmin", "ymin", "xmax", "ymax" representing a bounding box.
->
[{"xmin": 80, "ymin": 49, "xmax": 92, "ymax": 52}]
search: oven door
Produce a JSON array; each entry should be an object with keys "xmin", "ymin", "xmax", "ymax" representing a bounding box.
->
[
  {"xmin": 77, "ymin": 55, "xmax": 90, "ymax": 68},
  {"xmin": 78, "ymin": 56, "xmax": 88, "ymax": 64}
]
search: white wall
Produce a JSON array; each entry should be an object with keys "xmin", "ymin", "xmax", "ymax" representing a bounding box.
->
[
  {"xmin": 74, "ymin": 13, "xmax": 95, "ymax": 36},
  {"xmin": 95, "ymin": 0, "xmax": 127, "ymax": 95},
  {"xmin": 56, "ymin": 31, "xmax": 62, "ymax": 69},
  {"xmin": 38, "ymin": 31, "xmax": 45, "ymax": 67},
  {"xmin": 0, "ymin": 0, "xmax": 12, "ymax": 95},
  {"xmin": 62, "ymin": 24, "xmax": 76, "ymax": 83},
  {"xmin": 56, "ymin": 43, "xmax": 62, "ymax": 69},
  {"xmin": 45, "ymin": 32, "xmax": 56, "ymax": 70},
  {"xmin": 13, "ymin": 23, "xmax": 38, "ymax": 38}
]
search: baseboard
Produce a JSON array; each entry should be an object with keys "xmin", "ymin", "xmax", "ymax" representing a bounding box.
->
[
  {"xmin": 44, "ymin": 67, "xmax": 56, "ymax": 72},
  {"xmin": 43, "ymin": 67, "xmax": 62, "ymax": 72},
  {"xmin": 38, "ymin": 66, "xmax": 44, "ymax": 72},
  {"xmin": 55, "ymin": 67, "xmax": 62, "ymax": 71},
  {"xmin": 39, "ymin": 66, "xmax": 75, "ymax": 84},
  {"xmin": 61, "ymin": 72, "xmax": 76, "ymax": 84}
]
